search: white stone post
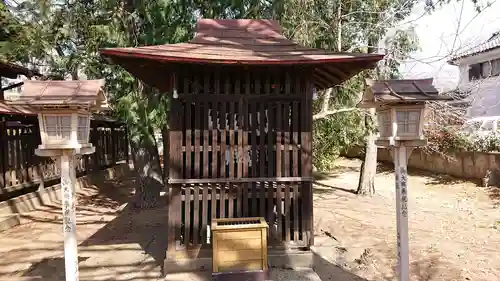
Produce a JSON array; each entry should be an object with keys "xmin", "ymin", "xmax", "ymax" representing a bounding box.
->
[
  {"xmin": 60, "ymin": 150, "xmax": 79, "ymax": 281},
  {"xmin": 393, "ymin": 143, "xmax": 411, "ymax": 281},
  {"xmin": 36, "ymin": 147, "xmax": 94, "ymax": 281}
]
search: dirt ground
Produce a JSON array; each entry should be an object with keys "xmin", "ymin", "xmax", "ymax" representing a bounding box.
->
[
  {"xmin": 312, "ymin": 158, "xmax": 500, "ymax": 281},
  {"xmin": 0, "ymin": 158, "xmax": 498, "ymax": 281}
]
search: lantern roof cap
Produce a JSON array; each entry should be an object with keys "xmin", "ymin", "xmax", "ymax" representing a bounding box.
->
[
  {"xmin": 362, "ymin": 78, "xmax": 453, "ymax": 105},
  {"xmin": 9, "ymin": 79, "xmax": 108, "ymax": 110},
  {"xmin": 0, "ymin": 101, "xmax": 35, "ymax": 116}
]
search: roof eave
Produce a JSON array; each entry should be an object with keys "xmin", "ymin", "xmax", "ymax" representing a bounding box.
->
[{"xmin": 100, "ymin": 48, "xmax": 384, "ymax": 66}]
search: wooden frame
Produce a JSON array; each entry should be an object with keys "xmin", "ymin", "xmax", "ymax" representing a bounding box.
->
[
  {"xmin": 211, "ymin": 217, "xmax": 268, "ymax": 273},
  {"xmin": 166, "ymin": 65, "xmax": 314, "ymax": 261}
]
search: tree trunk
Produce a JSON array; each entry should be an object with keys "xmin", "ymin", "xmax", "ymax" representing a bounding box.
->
[
  {"xmin": 357, "ymin": 108, "xmax": 377, "ymax": 196},
  {"xmin": 131, "ymin": 136, "xmax": 163, "ymax": 209}
]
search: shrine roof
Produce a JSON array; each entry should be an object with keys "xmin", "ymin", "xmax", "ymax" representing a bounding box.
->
[{"xmin": 100, "ymin": 19, "xmax": 384, "ymax": 90}]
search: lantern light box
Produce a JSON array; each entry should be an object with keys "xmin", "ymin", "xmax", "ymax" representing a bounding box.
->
[
  {"xmin": 359, "ymin": 78, "xmax": 452, "ymax": 146},
  {"xmin": 10, "ymin": 79, "xmax": 108, "ymax": 150}
]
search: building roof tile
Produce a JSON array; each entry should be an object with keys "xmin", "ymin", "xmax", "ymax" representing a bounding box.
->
[{"xmin": 100, "ymin": 19, "xmax": 384, "ymax": 90}]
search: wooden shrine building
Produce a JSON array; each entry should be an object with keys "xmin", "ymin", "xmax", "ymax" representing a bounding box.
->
[{"xmin": 100, "ymin": 19, "xmax": 384, "ymax": 270}]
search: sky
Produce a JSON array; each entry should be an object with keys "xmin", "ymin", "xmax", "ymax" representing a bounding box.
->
[{"xmin": 399, "ymin": 0, "xmax": 500, "ymax": 91}]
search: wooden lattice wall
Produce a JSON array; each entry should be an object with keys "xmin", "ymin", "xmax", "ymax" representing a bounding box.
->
[{"xmin": 167, "ymin": 65, "xmax": 314, "ymax": 258}]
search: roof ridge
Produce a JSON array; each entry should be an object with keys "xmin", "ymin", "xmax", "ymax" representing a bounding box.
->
[{"xmin": 449, "ymin": 32, "xmax": 500, "ymax": 63}]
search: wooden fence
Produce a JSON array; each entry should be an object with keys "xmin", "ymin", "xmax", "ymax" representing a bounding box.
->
[{"xmin": 0, "ymin": 116, "xmax": 128, "ymax": 199}]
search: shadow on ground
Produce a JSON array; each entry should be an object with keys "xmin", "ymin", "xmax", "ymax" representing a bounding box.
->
[
  {"xmin": 313, "ymin": 181, "xmax": 357, "ymax": 195},
  {"xmin": 312, "ymin": 251, "xmax": 368, "ymax": 281}
]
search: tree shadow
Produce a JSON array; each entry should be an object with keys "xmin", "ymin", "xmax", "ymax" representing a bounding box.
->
[
  {"xmin": 486, "ymin": 186, "xmax": 500, "ymax": 206},
  {"xmin": 23, "ymin": 257, "xmax": 90, "ymax": 280},
  {"xmin": 376, "ymin": 162, "xmax": 467, "ymax": 186},
  {"xmin": 313, "ymin": 166, "xmax": 361, "ymax": 181},
  {"xmin": 312, "ymin": 251, "xmax": 368, "ymax": 281},
  {"xmin": 313, "ymin": 181, "xmax": 357, "ymax": 195},
  {"xmin": 80, "ymin": 200, "xmax": 168, "ymax": 269}
]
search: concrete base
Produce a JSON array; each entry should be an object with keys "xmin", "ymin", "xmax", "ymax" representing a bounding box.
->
[
  {"xmin": 0, "ymin": 163, "xmax": 130, "ymax": 219},
  {"xmin": 164, "ymin": 248, "xmax": 313, "ymax": 274},
  {"xmin": 164, "ymin": 268, "xmax": 322, "ymax": 281}
]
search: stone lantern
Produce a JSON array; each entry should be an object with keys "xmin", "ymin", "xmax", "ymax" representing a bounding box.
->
[
  {"xmin": 9, "ymin": 79, "xmax": 108, "ymax": 281},
  {"xmin": 10, "ymin": 80, "xmax": 108, "ymax": 153},
  {"xmin": 360, "ymin": 78, "xmax": 451, "ymax": 146},
  {"xmin": 359, "ymin": 78, "xmax": 452, "ymax": 281}
]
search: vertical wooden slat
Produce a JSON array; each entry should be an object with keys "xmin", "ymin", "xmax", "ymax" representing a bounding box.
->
[
  {"xmin": 203, "ymin": 76, "xmax": 210, "ymax": 179},
  {"xmin": 252, "ymin": 75, "xmax": 260, "ymax": 216},
  {"xmin": 236, "ymin": 77, "xmax": 243, "ymax": 217},
  {"xmin": 228, "ymin": 184, "xmax": 234, "ymax": 218},
  {"xmin": 167, "ymin": 75, "xmax": 183, "ymax": 254},
  {"xmin": 182, "ymin": 186, "xmax": 190, "ymax": 247},
  {"xmin": 192, "ymin": 75, "xmax": 201, "ymax": 246},
  {"xmin": 292, "ymin": 86, "xmax": 300, "ymax": 242},
  {"xmin": 284, "ymin": 73, "xmax": 291, "ymax": 242},
  {"xmin": 275, "ymin": 99, "xmax": 283, "ymax": 242},
  {"xmin": 8, "ymin": 130, "xmax": 16, "ymax": 186},
  {"xmin": 194, "ymin": 78, "xmax": 201, "ymax": 179},
  {"xmin": 251, "ymin": 102, "xmax": 258, "ymax": 216},
  {"xmin": 243, "ymin": 73, "xmax": 249, "ymax": 179},
  {"xmin": 266, "ymin": 82, "xmax": 275, "ymax": 240},
  {"xmin": 212, "ymin": 71, "xmax": 220, "ymax": 179},
  {"xmin": 193, "ymin": 184, "xmax": 200, "ymax": 245},
  {"xmin": 228, "ymin": 76, "xmax": 235, "ymax": 218},
  {"xmin": 259, "ymin": 84, "xmax": 267, "ymax": 217},
  {"xmin": 275, "ymin": 102, "xmax": 282, "ymax": 180},
  {"xmin": 211, "ymin": 183, "xmax": 217, "ymax": 221},
  {"xmin": 242, "ymin": 74, "xmax": 251, "ymax": 217},
  {"xmin": 185, "ymin": 76, "xmax": 192, "ymax": 179},
  {"xmin": 202, "ymin": 184, "xmax": 208, "ymax": 243},
  {"xmin": 211, "ymin": 72, "xmax": 219, "ymax": 223},
  {"xmin": 301, "ymin": 75, "xmax": 314, "ymax": 246},
  {"xmin": 221, "ymin": 78, "xmax": 228, "ymax": 179},
  {"xmin": 219, "ymin": 184, "xmax": 226, "ymax": 218},
  {"xmin": 202, "ymin": 73, "xmax": 210, "ymax": 243},
  {"xmin": 167, "ymin": 185, "xmax": 182, "ymax": 258},
  {"xmin": 172, "ymin": 73, "xmax": 188, "ymax": 249},
  {"xmin": 229, "ymin": 100, "xmax": 235, "ymax": 180},
  {"xmin": 0, "ymin": 119, "xmax": 5, "ymax": 189}
]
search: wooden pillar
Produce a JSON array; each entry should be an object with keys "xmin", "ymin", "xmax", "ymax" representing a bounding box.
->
[
  {"xmin": 124, "ymin": 125, "xmax": 130, "ymax": 163},
  {"xmin": 111, "ymin": 123, "xmax": 117, "ymax": 164},
  {"xmin": 90, "ymin": 124, "xmax": 99, "ymax": 171},
  {"xmin": 167, "ymin": 75, "xmax": 183, "ymax": 260},
  {"xmin": 0, "ymin": 117, "xmax": 6, "ymax": 189},
  {"xmin": 300, "ymin": 75, "xmax": 314, "ymax": 247}
]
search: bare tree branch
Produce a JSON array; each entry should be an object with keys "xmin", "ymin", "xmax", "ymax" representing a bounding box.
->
[{"xmin": 313, "ymin": 107, "xmax": 358, "ymax": 120}]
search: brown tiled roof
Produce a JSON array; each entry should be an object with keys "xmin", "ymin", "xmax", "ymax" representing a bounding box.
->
[
  {"xmin": 0, "ymin": 61, "xmax": 41, "ymax": 79},
  {"xmin": 449, "ymin": 32, "xmax": 500, "ymax": 64},
  {"xmin": 9, "ymin": 80, "xmax": 107, "ymax": 108},
  {"xmin": 0, "ymin": 101, "xmax": 35, "ymax": 115},
  {"xmin": 100, "ymin": 19, "xmax": 384, "ymax": 90},
  {"xmin": 363, "ymin": 78, "xmax": 452, "ymax": 104}
]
